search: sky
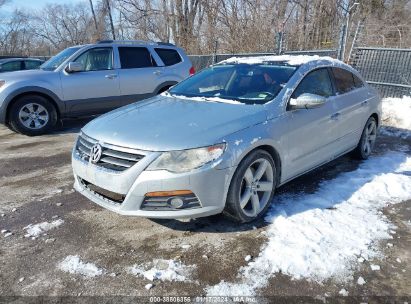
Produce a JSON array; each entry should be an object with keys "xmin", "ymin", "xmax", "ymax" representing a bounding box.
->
[{"xmin": 1, "ymin": 0, "xmax": 85, "ymax": 17}]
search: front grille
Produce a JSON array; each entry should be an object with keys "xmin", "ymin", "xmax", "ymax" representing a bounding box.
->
[
  {"xmin": 76, "ymin": 133, "xmax": 145, "ymax": 171},
  {"xmin": 80, "ymin": 178, "xmax": 125, "ymax": 204},
  {"xmin": 141, "ymin": 194, "xmax": 201, "ymax": 211}
]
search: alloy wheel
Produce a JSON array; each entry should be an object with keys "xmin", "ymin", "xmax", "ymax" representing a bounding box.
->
[
  {"xmin": 18, "ymin": 103, "xmax": 49, "ymax": 130},
  {"xmin": 362, "ymin": 119, "xmax": 377, "ymax": 156},
  {"xmin": 239, "ymin": 158, "xmax": 274, "ymax": 217}
]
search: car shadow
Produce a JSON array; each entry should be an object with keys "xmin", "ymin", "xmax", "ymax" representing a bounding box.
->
[
  {"xmin": 50, "ymin": 117, "xmax": 95, "ymax": 135},
  {"xmin": 152, "ymin": 148, "xmax": 408, "ymax": 233}
]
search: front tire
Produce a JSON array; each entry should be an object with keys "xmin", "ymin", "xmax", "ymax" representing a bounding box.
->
[
  {"xmin": 8, "ymin": 95, "xmax": 58, "ymax": 136},
  {"xmin": 224, "ymin": 150, "xmax": 276, "ymax": 223},
  {"xmin": 352, "ymin": 116, "xmax": 377, "ymax": 160}
]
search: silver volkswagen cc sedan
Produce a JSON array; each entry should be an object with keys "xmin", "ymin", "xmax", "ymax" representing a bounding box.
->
[{"xmin": 72, "ymin": 55, "xmax": 381, "ymax": 222}]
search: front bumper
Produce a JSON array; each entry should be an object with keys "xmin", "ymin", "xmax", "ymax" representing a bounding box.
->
[{"xmin": 72, "ymin": 147, "xmax": 235, "ymax": 219}]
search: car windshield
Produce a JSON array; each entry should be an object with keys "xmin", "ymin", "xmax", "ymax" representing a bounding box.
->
[
  {"xmin": 41, "ymin": 47, "xmax": 81, "ymax": 71},
  {"xmin": 169, "ymin": 63, "xmax": 298, "ymax": 104}
]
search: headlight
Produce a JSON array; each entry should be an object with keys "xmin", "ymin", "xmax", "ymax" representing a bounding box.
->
[
  {"xmin": 147, "ymin": 143, "xmax": 226, "ymax": 173},
  {"xmin": 0, "ymin": 80, "xmax": 5, "ymax": 89}
]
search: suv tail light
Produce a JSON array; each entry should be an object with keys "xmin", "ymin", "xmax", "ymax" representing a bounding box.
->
[{"xmin": 189, "ymin": 66, "xmax": 195, "ymax": 76}]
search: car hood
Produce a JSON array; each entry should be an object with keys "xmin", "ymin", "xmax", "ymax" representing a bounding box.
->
[
  {"xmin": 82, "ymin": 95, "xmax": 267, "ymax": 151},
  {"xmin": 0, "ymin": 69, "xmax": 54, "ymax": 81}
]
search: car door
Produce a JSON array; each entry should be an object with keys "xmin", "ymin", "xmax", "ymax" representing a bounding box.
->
[
  {"xmin": 284, "ymin": 68, "xmax": 339, "ymax": 179},
  {"xmin": 117, "ymin": 46, "xmax": 162, "ymax": 106},
  {"xmin": 61, "ymin": 47, "xmax": 120, "ymax": 115},
  {"xmin": 330, "ymin": 67, "xmax": 369, "ymax": 152}
]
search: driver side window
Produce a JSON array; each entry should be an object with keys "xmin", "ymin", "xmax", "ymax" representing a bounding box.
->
[
  {"xmin": 74, "ymin": 47, "xmax": 113, "ymax": 71},
  {"xmin": 292, "ymin": 68, "xmax": 334, "ymax": 98}
]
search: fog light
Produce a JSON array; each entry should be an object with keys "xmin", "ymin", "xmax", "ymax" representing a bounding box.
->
[
  {"xmin": 141, "ymin": 191, "xmax": 201, "ymax": 211},
  {"xmin": 169, "ymin": 197, "xmax": 185, "ymax": 209}
]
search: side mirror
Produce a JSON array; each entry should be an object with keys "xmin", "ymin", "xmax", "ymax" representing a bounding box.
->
[
  {"xmin": 65, "ymin": 62, "xmax": 83, "ymax": 73},
  {"xmin": 289, "ymin": 93, "xmax": 326, "ymax": 110}
]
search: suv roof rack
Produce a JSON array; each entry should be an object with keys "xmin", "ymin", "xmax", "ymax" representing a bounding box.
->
[
  {"xmin": 96, "ymin": 40, "xmax": 175, "ymax": 47},
  {"xmin": 156, "ymin": 42, "xmax": 175, "ymax": 46}
]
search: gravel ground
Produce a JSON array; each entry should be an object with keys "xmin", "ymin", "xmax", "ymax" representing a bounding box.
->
[{"xmin": 0, "ymin": 121, "xmax": 410, "ymax": 302}]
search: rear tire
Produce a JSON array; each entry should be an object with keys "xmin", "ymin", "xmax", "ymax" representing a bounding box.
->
[
  {"xmin": 224, "ymin": 150, "xmax": 276, "ymax": 223},
  {"xmin": 8, "ymin": 95, "xmax": 58, "ymax": 136},
  {"xmin": 352, "ymin": 116, "xmax": 377, "ymax": 160}
]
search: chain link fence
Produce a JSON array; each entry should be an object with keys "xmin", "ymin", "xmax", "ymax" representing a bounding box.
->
[{"xmin": 350, "ymin": 47, "xmax": 411, "ymax": 98}]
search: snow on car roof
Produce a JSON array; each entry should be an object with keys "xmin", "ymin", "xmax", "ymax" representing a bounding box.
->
[{"xmin": 218, "ymin": 54, "xmax": 341, "ymax": 66}]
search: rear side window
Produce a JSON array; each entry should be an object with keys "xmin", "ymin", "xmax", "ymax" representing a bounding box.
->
[
  {"xmin": 25, "ymin": 60, "xmax": 42, "ymax": 70},
  {"xmin": 353, "ymin": 73, "xmax": 364, "ymax": 88},
  {"xmin": 332, "ymin": 67, "xmax": 356, "ymax": 94},
  {"xmin": 154, "ymin": 48, "xmax": 182, "ymax": 66},
  {"xmin": 292, "ymin": 68, "xmax": 334, "ymax": 98},
  {"xmin": 119, "ymin": 47, "xmax": 157, "ymax": 69},
  {"xmin": 0, "ymin": 61, "xmax": 22, "ymax": 72}
]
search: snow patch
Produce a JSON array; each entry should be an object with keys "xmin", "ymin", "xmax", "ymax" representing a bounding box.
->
[
  {"xmin": 58, "ymin": 255, "xmax": 105, "ymax": 277},
  {"xmin": 370, "ymin": 264, "xmax": 380, "ymax": 271},
  {"xmin": 219, "ymin": 55, "xmax": 340, "ymax": 66},
  {"xmin": 339, "ymin": 289, "xmax": 349, "ymax": 296},
  {"xmin": 381, "ymin": 96, "xmax": 411, "ymax": 138},
  {"xmin": 167, "ymin": 93, "xmax": 243, "ymax": 105},
  {"xmin": 23, "ymin": 219, "xmax": 64, "ymax": 238},
  {"xmin": 206, "ymin": 152, "xmax": 411, "ymax": 296},
  {"xmin": 129, "ymin": 259, "xmax": 196, "ymax": 282},
  {"xmin": 357, "ymin": 277, "xmax": 366, "ymax": 285},
  {"xmin": 250, "ymin": 137, "xmax": 261, "ymax": 144}
]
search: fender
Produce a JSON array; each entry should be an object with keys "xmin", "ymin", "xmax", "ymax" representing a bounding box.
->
[{"xmin": 0, "ymin": 86, "xmax": 65, "ymax": 123}]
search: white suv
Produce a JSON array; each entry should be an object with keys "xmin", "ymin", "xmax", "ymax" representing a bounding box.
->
[{"xmin": 0, "ymin": 40, "xmax": 194, "ymax": 135}]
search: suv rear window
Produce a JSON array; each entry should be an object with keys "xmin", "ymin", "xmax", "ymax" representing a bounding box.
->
[
  {"xmin": 154, "ymin": 48, "xmax": 182, "ymax": 66},
  {"xmin": 119, "ymin": 47, "xmax": 157, "ymax": 69},
  {"xmin": 332, "ymin": 67, "xmax": 356, "ymax": 94}
]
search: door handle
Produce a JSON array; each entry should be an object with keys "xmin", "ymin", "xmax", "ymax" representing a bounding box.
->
[
  {"xmin": 105, "ymin": 74, "xmax": 117, "ymax": 79},
  {"xmin": 331, "ymin": 112, "xmax": 341, "ymax": 120},
  {"xmin": 153, "ymin": 70, "xmax": 162, "ymax": 75},
  {"xmin": 361, "ymin": 100, "xmax": 369, "ymax": 106}
]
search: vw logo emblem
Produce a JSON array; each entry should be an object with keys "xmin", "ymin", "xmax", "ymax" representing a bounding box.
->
[{"xmin": 90, "ymin": 144, "xmax": 102, "ymax": 164}]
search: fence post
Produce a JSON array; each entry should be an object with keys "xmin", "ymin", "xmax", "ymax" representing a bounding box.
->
[
  {"xmin": 212, "ymin": 40, "xmax": 219, "ymax": 64},
  {"xmin": 337, "ymin": 24, "xmax": 346, "ymax": 60},
  {"xmin": 276, "ymin": 32, "xmax": 283, "ymax": 55}
]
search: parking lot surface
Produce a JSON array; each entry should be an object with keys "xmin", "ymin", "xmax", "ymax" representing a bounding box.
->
[{"xmin": 0, "ymin": 120, "xmax": 410, "ymax": 300}]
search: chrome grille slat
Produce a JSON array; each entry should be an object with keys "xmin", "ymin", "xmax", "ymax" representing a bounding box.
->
[
  {"xmin": 77, "ymin": 144, "xmax": 91, "ymax": 155},
  {"xmin": 100, "ymin": 156, "xmax": 132, "ymax": 168},
  {"xmin": 79, "ymin": 138, "xmax": 93, "ymax": 149},
  {"xmin": 75, "ymin": 133, "xmax": 145, "ymax": 171},
  {"xmin": 102, "ymin": 149, "xmax": 143, "ymax": 162}
]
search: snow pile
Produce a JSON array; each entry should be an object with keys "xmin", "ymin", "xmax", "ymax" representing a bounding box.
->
[
  {"xmin": 219, "ymin": 55, "xmax": 339, "ymax": 66},
  {"xmin": 23, "ymin": 219, "xmax": 64, "ymax": 238},
  {"xmin": 165, "ymin": 93, "xmax": 243, "ymax": 105},
  {"xmin": 129, "ymin": 259, "xmax": 196, "ymax": 282},
  {"xmin": 207, "ymin": 151, "xmax": 411, "ymax": 296},
  {"xmin": 381, "ymin": 96, "xmax": 411, "ymax": 138},
  {"xmin": 58, "ymin": 255, "xmax": 105, "ymax": 277}
]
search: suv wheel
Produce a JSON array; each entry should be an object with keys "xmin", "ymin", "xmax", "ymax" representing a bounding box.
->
[
  {"xmin": 9, "ymin": 95, "xmax": 58, "ymax": 136},
  {"xmin": 224, "ymin": 150, "xmax": 276, "ymax": 223},
  {"xmin": 352, "ymin": 116, "xmax": 377, "ymax": 160}
]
